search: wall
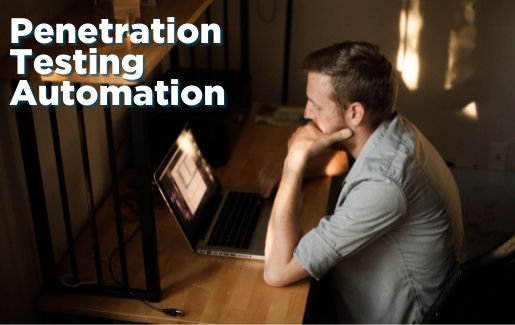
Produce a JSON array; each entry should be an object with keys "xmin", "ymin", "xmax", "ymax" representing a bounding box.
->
[{"xmin": 248, "ymin": 0, "xmax": 515, "ymax": 171}]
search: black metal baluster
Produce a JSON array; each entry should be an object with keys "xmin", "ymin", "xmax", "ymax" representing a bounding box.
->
[
  {"xmin": 130, "ymin": 107, "xmax": 161, "ymax": 302},
  {"xmin": 46, "ymin": 82, "xmax": 79, "ymax": 284},
  {"xmin": 12, "ymin": 79, "xmax": 59, "ymax": 290},
  {"xmin": 103, "ymin": 94, "xmax": 129, "ymax": 288},
  {"xmin": 74, "ymin": 83, "xmax": 103, "ymax": 286},
  {"xmin": 206, "ymin": 6, "xmax": 213, "ymax": 70},
  {"xmin": 223, "ymin": 0, "xmax": 230, "ymax": 71}
]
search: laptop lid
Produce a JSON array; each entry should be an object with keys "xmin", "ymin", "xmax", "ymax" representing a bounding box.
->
[{"xmin": 154, "ymin": 123, "xmax": 222, "ymax": 251}]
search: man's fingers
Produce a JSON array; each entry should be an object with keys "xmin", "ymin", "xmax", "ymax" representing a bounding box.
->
[
  {"xmin": 339, "ymin": 128, "xmax": 353, "ymax": 140},
  {"xmin": 327, "ymin": 128, "xmax": 353, "ymax": 144}
]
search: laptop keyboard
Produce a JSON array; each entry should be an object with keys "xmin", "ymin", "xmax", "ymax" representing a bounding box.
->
[{"xmin": 207, "ymin": 191, "xmax": 264, "ymax": 249}]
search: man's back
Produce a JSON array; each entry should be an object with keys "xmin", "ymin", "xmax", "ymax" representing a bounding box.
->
[{"xmin": 294, "ymin": 113, "xmax": 466, "ymax": 323}]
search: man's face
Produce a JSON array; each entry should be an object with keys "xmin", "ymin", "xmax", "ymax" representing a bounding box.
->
[{"xmin": 304, "ymin": 71, "xmax": 348, "ymax": 135}]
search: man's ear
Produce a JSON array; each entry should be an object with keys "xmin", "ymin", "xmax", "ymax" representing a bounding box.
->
[{"xmin": 347, "ymin": 102, "xmax": 366, "ymax": 127}]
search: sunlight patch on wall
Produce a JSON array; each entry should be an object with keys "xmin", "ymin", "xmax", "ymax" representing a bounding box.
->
[
  {"xmin": 444, "ymin": 0, "xmax": 477, "ymax": 90},
  {"xmin": 396, "ymin": 0, "xmax": 423, "ymax": 91},
  {"xmin": 461, "ymin": 101, "xmax": 478, "ymax": 120}
]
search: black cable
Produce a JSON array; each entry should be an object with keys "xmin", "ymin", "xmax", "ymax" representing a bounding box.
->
[
  {"xmin": 108, "ymin": 198, "xmax": 183, "ymax": 317},
  {"xmin": 102, "ymin": 137, "xmax": 182, "ymax": 317}
]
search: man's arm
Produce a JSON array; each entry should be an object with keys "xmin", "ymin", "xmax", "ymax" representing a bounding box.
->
[
  {"xmin": 263, "ymin": 154, "xmax": 310, "ymax": 286},
  {"xmin": 259, "ymin": 149, "xmax": 348, "ymax": 199},
  {"xmin": 263, "ymin": 123, "xmax": 352, "ymax": 287}
]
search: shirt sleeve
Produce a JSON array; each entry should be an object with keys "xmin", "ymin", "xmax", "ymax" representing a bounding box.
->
[{"xmin": 294, "ymin": 174, "xmax": 407, "ymax": 280}]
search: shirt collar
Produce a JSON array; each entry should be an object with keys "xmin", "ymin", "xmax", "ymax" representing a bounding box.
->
[{"xmin": 344, "ymin": 112, "xmax": 398, "ymax": 182}]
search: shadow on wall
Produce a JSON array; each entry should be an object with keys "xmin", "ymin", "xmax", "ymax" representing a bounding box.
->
[
  {"xmin": 395, "ymin": 0, "xmax": 515, "ymax": 170},
  {"xmin": 452, "ymin": 168, "xmax": 515, "ymax": 259}
]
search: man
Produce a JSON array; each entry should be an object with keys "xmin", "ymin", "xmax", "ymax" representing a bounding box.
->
[{"xmin": 261, "ymin": 41, "xmax": 466, "ymax": 323}]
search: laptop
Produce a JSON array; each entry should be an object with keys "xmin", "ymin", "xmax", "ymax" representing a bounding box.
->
[{"xmin": 153, "ymin": 124, "xmax": 273, "ymax": 259}]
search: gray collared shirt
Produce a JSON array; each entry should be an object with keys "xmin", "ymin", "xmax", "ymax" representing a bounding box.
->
[{"xmin": 294, "ymin": 113, "xmax": 466, "ymax": 323}]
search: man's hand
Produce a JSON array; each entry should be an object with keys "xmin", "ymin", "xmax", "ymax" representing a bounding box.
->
[
  {"xmin": 285, "ymin": 122, "xmax": 353, "ymax": 174},
  {"xmin": 258, "ymin": 124, "xmax": 352, "ymax": 199}
]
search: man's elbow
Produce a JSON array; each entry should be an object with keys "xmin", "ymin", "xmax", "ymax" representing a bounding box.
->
[
  {"xmin": 263, "ymin": 262, "xmax": 308, "ymax": 287},
  {"xmin": 263, "ymin": 268, "xmax": 290, "ymax": 287}
]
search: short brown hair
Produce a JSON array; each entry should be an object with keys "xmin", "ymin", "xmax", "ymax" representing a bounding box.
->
[{"xmin": 302, "ymin": 41, "xmax": 398, "ymax": 127}]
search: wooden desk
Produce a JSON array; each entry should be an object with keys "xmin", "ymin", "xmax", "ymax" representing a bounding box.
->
[{"xmin": 36, "ymin": 105, "xmax": 333, "ymax": 324}]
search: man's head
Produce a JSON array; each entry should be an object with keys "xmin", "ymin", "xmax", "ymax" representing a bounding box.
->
[{"xmin": 302, "ymin": 41, "xmax": 398, "ymax": 129}]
